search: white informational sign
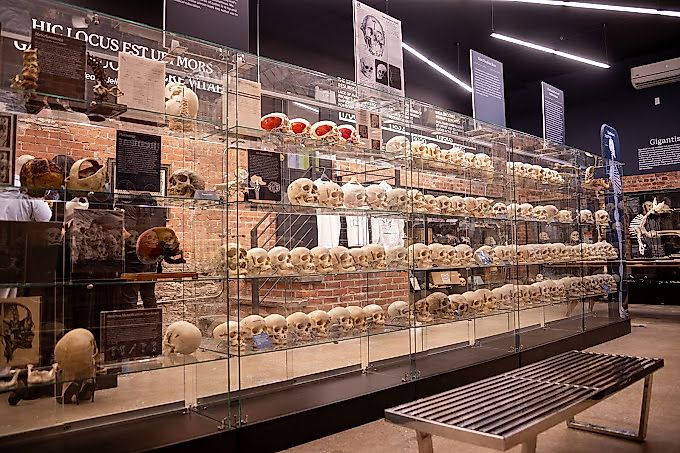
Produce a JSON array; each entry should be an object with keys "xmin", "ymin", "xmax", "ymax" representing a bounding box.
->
[
  {"xmin": 355, "ymin": 108, "xmax": 382, "ymax": 151},
  {"xmin": 353, "ymin": 1, "xmax": 405, "ymax": 96},
  {"xmin": 117, "ymin": 52, "xmax": 166, "ymax": 114}
]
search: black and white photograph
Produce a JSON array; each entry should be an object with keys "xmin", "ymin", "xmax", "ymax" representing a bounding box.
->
[
  {"xmin": 0, "ymin": 297, "xmax": 40, "ymax": 367},
  {"xmin": 0, "ymin": 115, "xmax": 12, "ymax": 149},
  {"xmin": 0, "ymin": 114, "xmax": 15, "ymax": 186},
  {"xmin": 375, "ymin": 59, "xmax": 388, "ymax": 86},
  {"xmin": 388, "ymin": 64, "xmax": 402, "ymax": 90}
]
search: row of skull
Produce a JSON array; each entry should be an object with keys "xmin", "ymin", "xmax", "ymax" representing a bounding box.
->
[
  {"xmin": 506, "ymin": 162, "xmax": 565, "ymax": 185},
  {"xmin": 260, "ymin": 113, "xmax": 361, "ymax": 144},
  {"xmin": 384, "ymin": 136, "xmax": 494, "ymax": 172},
  {"xmin": 212, "ymin": 305, "xmax": 386, "ymax": 350}
]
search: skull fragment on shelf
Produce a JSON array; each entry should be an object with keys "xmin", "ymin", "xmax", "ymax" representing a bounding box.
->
[{"xmin": 65, "ymin": 158, "xmax": 108, "ymax": 193}]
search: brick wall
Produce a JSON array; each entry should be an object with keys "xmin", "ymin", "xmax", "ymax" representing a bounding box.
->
[{"xmin": 622, "ymin": 171, "xmax": 680, "ymax": 193}]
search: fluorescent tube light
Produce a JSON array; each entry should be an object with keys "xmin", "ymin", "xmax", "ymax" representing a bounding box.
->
[
  {"xmin": 491, "ymin": 33, "xmax": 611, "ymax": 68},
  {"xmin": 292, "ymin": 101, "xmax": 319, "ymax": 114},
  {"xmin": 496, "ymin": 0, "xmax": 680, "ymax": 18},
  {"xmin": 402, "ymin": 42, "xmax": 473, "ymax": 92}
]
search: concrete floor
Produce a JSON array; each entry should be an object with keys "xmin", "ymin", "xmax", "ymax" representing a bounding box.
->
[{"xmin": 283, "ymin": 305, "xmax": 680, "ymax": 453}]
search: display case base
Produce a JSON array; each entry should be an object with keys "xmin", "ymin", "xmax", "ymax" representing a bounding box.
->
[{"xmin": 0, "ymin": 317, "xmax": 630, "ymax": 452}]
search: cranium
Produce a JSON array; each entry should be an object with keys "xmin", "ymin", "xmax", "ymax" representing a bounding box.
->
[
  {"xmin": 426, "ymin": 143, "xmax": 442, "ymax": 161},
  {"xmin": 64, "ymin": 197, "xmax": 89, "ymax": 222},
  {"xmin": 435, "ymin": 195, "xmax": 453, "ymax": 214},
  {"xmin": 528, "ymin": 164, "xmax": 543, "ymax": 180},
  {"xmin": 387, "ymin": 300, "xmax": 410, "ymax": 323},
  {"xmin": 165, "ymin": 83, "xmax": 199, "ymax": 122},
  {"xmin": 447, "ymin": 148, "xmax": 466, "ymax": 167},
  {"xmin": 218, "ymin": 242, "xmax": 248, "ymax": 277},
  {"xmin": 385, "ymin": 135, "xmax": 410, "ymax": 155},
  {"xmin": 518, "ymin": 203, "xmax": 534, "ymax": 218},
  {"xmin": 290, "ymin": 247, "xmax": 316, "ymax": 273},
  {"xmin": 414, "ymin": 297, "xmax": 434, "ymax": 322},
  {"xmin": 557, "ymin": 210, "xmax": 573, "ymax": 223},
  {"xmin": 330, "ymin": 246, "xmax": 356, "ymax": 272},
  {"xmin": 264, "ymin": 314, "xmax": 288, "ymax": 345},
  {"xmin": 310, "ymin": 120, "xmax": 340, "ymax": 142},
  {"xmin": 54, "ymin": 328, "xmax": 98, "ymax": 382},
  {"xmin": 476, "ymin": 288, "xmax": 498, "ymax": 312},
  {"xmin": 349, "ymin": 247, "xmax": 370, "ymax": 269},
  {"xmin": 363, "ymin": 304, "xmax": 385, "ymax": 327},
  {"xmin": 268, "ymin": 246, "xmax": 294, "ymax": 274},
  {"xmin": 290, "ymin": 118, "xmax": 311, "ymax": 136},
  {"xmin": 287, "ymin": 178, "xmax": 319, "ymax": 206},
  {"xmin": 475, "ymin": 197, "xmax": 493, "ymax": 217},
  {"xmin": 317, "ymin": 180, "xmax": 344, "ymax": 207},
  {"xmin": 454, "ymin": 244, "xmax": 475, "ymax": 266},
  {"xmin": 462, "ymin": 291, "xmax": 484, "ymax": 313},
  {"xmin": 408, "ymin": 243, "xmax": 432, "ymax": 268},
  {"xmin": 342, "ymin": 181, "xmax": 367, "ymax": 208},
  {"xmin": 338, "ymin": 124, "xmax": 361, "ymax": 144},
  {"xmin": 475, "ymin": 245, "xmax": 499, "ymax": 265},
  {"xmin": 246, "ymin": 247, "xmax": 272, "ymax": 276},
  {"xmin": 386, "ymin": 188, "xmax": 408, "ymax": 211},
  {"xmin": 65, "ymin": 158, "xmax": 108, "ymax": 193},
  {"xmin": 544, "ymin": 205, "xmax": 559, "ymax": 221},
  {"xmin": 167, "ymin": 168, "xmax": 206, "ymax": 198},
  {"xmin": 260, "ymin": 112, "xmax": 291, "ymax": 133},
  {"xmin": 162, "ymin": 321, "xmax": 201, "ymax": 355},
  {"xmin": 473, "ymin": 153, "xmax": 493, "ymax": 171},
  {"xmin": 595, "ymin": 209, "xmax": 610, "ymax": 225},
  {"xmin": 309, "ymin": 310, "xmax": 331, "ymax": 338},
  {"xmin": 450, "ymin": 196, "xmax": 466, "ymax": 215},
  {"xmin": 240, "ymin": 315, "xmax": 266, "ymax": 341},
  {"xmin": 286, "ymin": 312, "xmax": 312, "ymax": 341},
  {"xmin": 492, "ymin": 285, "xmax": 514, "ymax": 309},
  {"xmin": 506, "ymin": 203, "xmax": 520, "ymax": 219},
  {"xmin": 528, "ymin": 284, "xmax": 541, "ymax": 304},
  {"xmin": 426, "ymin": 292, "xmax": 450, "ymax": 319},
  {"xmin": 136, "ymin": 227, "xmax": 185, "ymax": 265},
  {"xmin": 491, "ymin": 202, "xmax": 507, "ymax": 218},
  {"xmin": 429, "ymin": 243, "xmax": 451, "ymax": 267},
  {"xmin": 424, "ymin": 194, "xmax": 440, "ymax": 213},
  {"xmin": 366, "ymin": 185, "xmax": 387, "ymax": 209},
  {"xmin": 386, "ymin": 245, "xmax": 408, "ymax": 268},
  {"xmin": 364, "ymin": 243, "xmax": 387, "ymax": 269},
  {"xmin": 443, "ymin": 245, "xmax": 458, "ymax": 265},
  {"xmin": 463, "ymin": 197, "xmax": 478, "ymax": 216},
  {"xmin": 310, "ymin": 246, "xmax": 334, "ymax": 273},
  {"xmin": 328, "ymin": 307, "xmax": 353, "ymax": 334},
  {"xmin": 448, "ymin": 294, "xmax": 469, "ymax": 316},
  {"xmin": 347, "ymin": 306, "xmax": 368, "ymax": 331},
  {"xmin": 407, "ymin": 189, "xmax": 426, "ymax": 212},
  {"xmin": 410, "ymin": 141, "xmax": 428, "ymax": 158},
  {"xmin": 213, "ymin": 321, "xmax": 245, "ymax": 351},
  {"xmin": 532, "ymin": 205, "xmax": 548, "ymax": 221},
  {"xmin": 579, "ymin": 209, "xmax": 594, "ymax": 224},
  {"xmin": 462, "ymin": 152, "xmax": 476, "ymax": 168}
]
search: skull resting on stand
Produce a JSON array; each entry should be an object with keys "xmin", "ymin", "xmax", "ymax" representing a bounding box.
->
[{"xmin": 136, "ymin": 227, "xmax": 186, "ymax": 267}]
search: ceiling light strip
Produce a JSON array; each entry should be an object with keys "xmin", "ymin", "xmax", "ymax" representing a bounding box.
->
[
  {"xmin": 497, "ymin": 0, "xmax": 680, "ymax": 18},
  {"xmin": 402, "ymin": 42, "xmax": 473, "ymax": 92},
  {"xmin": 491, "ymin": 32, "xmax": 611, "ymax": 68}
]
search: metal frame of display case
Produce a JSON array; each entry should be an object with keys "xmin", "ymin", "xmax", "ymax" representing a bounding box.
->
[{"xmin": 0, "ymin": 0, "xmax": 629, "ymax": 449}]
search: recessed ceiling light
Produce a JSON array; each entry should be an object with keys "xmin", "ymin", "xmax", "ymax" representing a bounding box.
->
[
  {"xmin": 496, "ymin": 0, "xmax": 680, "ymax": 18},
  {"xmin": 491, "ymin": 32, "xmax": 611, "ymax": 68},
  {"xmin": 402, "ymin": 42, "xmax": 473, "ymax": 93}
]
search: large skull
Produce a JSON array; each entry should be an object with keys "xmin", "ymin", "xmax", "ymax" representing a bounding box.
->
[
  {"xmin": 263, "ymin": 314, "xmax": 288, "ymax": 345},
  {"xmin": 163, "ymin": 321, "xmax": 201, "ymax": 355},
  {"xmin": 240, "ymin": 315, "xmax": 266, "ymax": 341},
  {"xmin": 386, "ymin": 245, "xmax": 408, "ymax": 268},
  {"xmin": 408, "ymin": 243, "xmax": 432, "ymax": 268},
  {"xmin": 342, "ymin": 181, "xmax": 367, "ymax": 208},
  {"xmin": 328, "ymin": 307, "xmax": 353, "ymax": 335},
  {"xmin": 363, "ymin": 304, "xmax": 385, "ymax": 328},
  {"xmin": 386, "ymin": 136, "xmax": 410, "ymax": 155},
  {"xmin": 330, "ymin": 246, "xmax": 356, "ymax": 272},
  {"xmin": 268, "ymin": 246, "xmax": 295, "ymax": 274},
  {"xmin": 360, "ymin": 14, "xmax": 386, "ymax": 56},
  {"xmin": 286, "ymin": 312, "xmax": 312, "ymax": 341},
  {"xmin": 347, "ymin": 306, "xmax": 367, "ymax": 331},
  {"xmin": 366, "ymin": 185, "xmax": 387, "ymax": 209},
  {"xmin": 309, "ymin": 310, "xmax": 331, "ymax": 338},
  {"xmin": 290, "ymin": 247, "xmax": 316, "ymax": 273},
  {"xmin": 65, "ymin": 158, "xmax": 108, "ymax": 193},
  {"xmin": 168, "ymin": 168, "xmax": 206, "ymax": 198},
  {"xmin": 311, "ymin": 246, "xmax": 334, "ymax": 273},
  {"xmin": 260, "ymin": 112, "xmax": 291, "ymax": 132},
  {"xmin": 288, "ymin": 178, "xmax": 319, "ymax": 206},
  {"xmin": 364, "ymin": 244, "xmax": 387, "ymax": 269},
  {"xmin": 595, "ymin": 209, "xmax": 610, "ymax": 225},
  {"xmin": 246, "ymin": 247, "xmax": 272, "ymax": 276},
  {"xmin": 387, "ymin": 188, "xmax": 408, "ymax": 211},
  {"xmin": 387, "ymin": 300, "xmax": 410, "ymax": 322},
  {"xmin": 317, "ymin": 180, "xmax": 344, "ymax": 207},
  {"xmin": 54, "ymin": 328, "xmax": 98, "ymax": 382}
]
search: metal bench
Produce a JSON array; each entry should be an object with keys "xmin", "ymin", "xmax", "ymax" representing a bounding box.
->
[{"xmin": 385, "ymin": 350, "xmax": 663, "ymax": 453}]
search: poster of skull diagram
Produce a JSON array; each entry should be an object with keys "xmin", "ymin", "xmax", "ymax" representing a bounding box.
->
[
  {"xmin": 0, "ymin": 297, "xmax": 40, "ymax": 367},
  {"xmin": 0, "ymin": 114, "xmax": 15, "ymax": 186},
  {"xmin": 353, "ymin": 1, "xmax": 404, "ymax": 96}
]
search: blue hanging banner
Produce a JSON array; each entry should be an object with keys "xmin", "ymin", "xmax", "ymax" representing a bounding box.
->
[{"xmin": 470, "ymin": 50, "xmax": 506, "ymax": 127}]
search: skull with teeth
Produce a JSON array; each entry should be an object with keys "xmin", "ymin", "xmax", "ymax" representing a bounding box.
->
[
  {"xmin": 286, "ymin": 312, "xmax": 312, "ymax": 341},
  {"xmin": 409, "ymin": 243, "xmax": 432, "ymax": 268},
  {"xmin": 532, "ymin": 205, "xmax": 548, "ymax": 221},
  {"xmin": 429, "ymin": 243, "xmax": 451, "ymax": 267},
  {"xmin": 246, "ymin": 247, "xmax": 272, "ymax": 276},
  {"xmin": 386, "ymin": 187, "xmax": 408, "ymax": 211},
  {"xmin": 328, "ymin": 307, "xmax": 353, "ymax": 334},
  {"xmin": 455, "ymin": 244, "xmax": 475, "ymax": 266},
  {"xmin": 264, "ymin": 314, "xmax": 288, "ymax": 345},
  {"xmin": 366, "ymin": 185, "xmax": 387, "ymax": 209},
  {"xmin": 311, "ymin": 246, "xmax": 334, "ymax": 273},
  {"xmin": 268, "ymin": 246, "xmax": 295, "ymax": 274},
  {"xmin": 386, "ymin": 245, "xmax": 408, "ymax": 268},
  {"xmin": 347, "ymin": 306, "xmax": 368, "ymax": 331},
  {"xmin": 349, "ymin": 247, "xmax": 370, "ymax": 269},
  {"xmin": 450, "ymin": 196, "xmax": 466, "ymax": 214},
  {"xmin": 364, "ymin": 244, "xmax": 387, "ymax": 269},
  {"xmin": 387, "ymin": 300, "xmax": 410, "ymax": 323},
  {"xmin": 473, "ymin": 153, "xmax": 493, "ymax": 171},
  {"xmin": 435, "ymin": 195, "xmax": 453, "ymax": 214},
  {"xmin": 423, "ymin": 195, "xmax": 440, "ymax": 213},
  {"xmin": 290, "ymin": 247, "xmax": 316, "ymax": 273},
  {"xmin": 309, "ymin": 310, "xmax": 331, "ymax": 337},
  {"xmin": 491, "ymin": 202, "xmax": 507, "ymax": 218},
  {"xmin": 288, "ymin": 178, "xmax": 319, "ymax": 206},
  {"xmin": 475, "ymin": 197, "xmax": 493, "ymax": 217},
  {"xmin": 407, "ymin": 189, "xmax": 426, "ymax": 212},
  {"xmin": 330, "ymin": 246, "xmax": 356, "ymax": 272},
  {"xmin": 217, "ymin": 242, "xmax": 248, "ymax": 277},
  {"xmin": 342, "ymin": 181, "xmax": 367, "ymax": 208},
  {"xmin": 579, "ymin": 209, "xmax": 594, "ymax": 224},
  {"xmin": 557, "ymin": 210, "xmax": 573, "ymax": 223},
  {"xmin": 414, "ymin": 297, "xmax": 434, "ymax": 322},
  {"xmin": 317, "ymin": 180, "xmax": 344, "ymax": 207},
  {"xmin": 168, "ymin": 168, "xmax": 205, "ymax": 198},
  {"xmin": 448, "ymin": 294, "xmax": 469, "ymax": 316},
  {"xmin": 363, "ymin": 304, "xmax": 385, "ymax": 327},
  {"xmin": 426, "ymin": 292, "xmax": 450, "ymax": 319},
  {"xmin": 462, "ymin": 291, "xmax": 484, "ymax": 313},
  {"xmin": 595, "ymin": 209, "xmax": 610, "ymax": 225},
  {"xmin": 213, "ymin": 321, "xmax": 245, "ymax": 351},
  {"xmin": 241, "ymin": 315, "xmax": 267, "ymax": 342}
]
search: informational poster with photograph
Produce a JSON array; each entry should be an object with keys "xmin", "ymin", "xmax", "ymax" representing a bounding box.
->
[
  {"xmin": 0, "ymin": 297, "xmax": 41, "ymax": 367},
  {"xmin": 353, "ymin": 1, "xmax": 404, "ymax": 96},
  {"xmin": 355, "ymin": 108, "xmax": 382, "ymax": 151}
]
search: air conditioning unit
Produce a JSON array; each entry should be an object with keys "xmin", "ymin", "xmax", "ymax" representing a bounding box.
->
[{"xmin": 631, "ymin": 57, "xmax": 680, "ymax": 90}]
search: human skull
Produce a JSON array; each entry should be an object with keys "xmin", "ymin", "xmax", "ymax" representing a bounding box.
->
[
  {"xmin": 447, "ymin": 148, "xmax": 466, "ymax": 167},
  {"xmin": 424, "ymin": 195, "xmax": 440, "ymax": 213},
  {"xmin": 387, "ymin": 300, "xmax": 410, "ymax": 322},
  {"xmin": 260, "ymin": 112, "xmax": 291, "ymax": 133},
  {"xmin": 528, "ymin": 164, "xmax": 543, "ymax": 180},
  {"xmin": 310, "ymin": 120, "xmax": 340, "ymax": 142},
  {"xmin": 338, "ymin": 124, "xmax": 361, "ymax": 144},
  {"xmin": 65, "ymin": 158, "xmax": 108, "ymax": 193},
  {"xmin": 268, "ymin": 246, "xmax": 294, "ymax": 274},
  {"xmin": 385, "ymin": 136, "xmax": 410, "ymax": 155},
  {"xmin": 290, "ymin": 247, "xmax": 316, "ymax": 273},
  {"xmin": 363, "ymin": 304, "xmax": 385, "ymax": 327},
  {"xmin": 347, "ymin": 306, "xmax": 368, "ymax": 331},
  {"xmin": 557, "ymin": 210, "xmax": 573, "ymax": 223},
  {"xmin": 386, "ymin": 188, "xmax": 408, "ymax": 211},
  {"xmin": 311, "ymin": 246, "xmax": 334, "ymax": 273},
  {"xmin": 410, "ymin": 141, "xmax": 428, "ymax": 158},
  {"xmin": 165, "ymin": 83, "xmax": 199, "ymax": 119},
  {"xmin": 476, "ymin": 289, "xmax": 498, "ymax": 312},
  {"xmin": 54, "ymin": 328, "xmax": 98, "ymax": 382},
  {"xmin": 462, "ymin": 291, "xmax": 484, "ymax": 313},
  {"xmin": 349, "ymin": 247, "xmax": 370, "ymax": 269},
  {"xmin": 455, "ymin": 244, "xmax": 475, "ymax": 266},
  {"xmin": 492, "ymin": 285, "xmax": 514, "ymax": 309},
  {"xmin": 491, "ymin": 202, "xmax": 507, "ymax": 218},
  {"xmin": 506, "ymin": 203, "xmax": 520, "ymax": 219},
  {"xmin": 342, "ymin": 181, "xmax": 367, "ymax": 208},
  {"xmin": 426, "ymin": 292, "xmax": 450, "ymax": 319},
  {"xmin": 595, "ymin": 209, "xmax": 610, "ymax": 225},
  {"xmin": 579, "ymin": 209, "xmax": 594, "ymax": 224},
  {"xmin": 328, "ymin": 307, "xmax": 353, "ymax": 334},
  {"xmin": 330, "ymin": 246, "xmax": 356, "ymax": 272},
  {"xmin": 414, "ymin": 297, "xmax": 433, "ymax": 322},
  {"xmin": 544, "ymin": 205, "xmax": 559, "ymax": 221},
  {"xmin": 463, "ymin": 197, "xmax": 478, "ymax": 216},
  {"xmin": 163, "ymin": 321, "xmax": 201, "ymax": 355},
  {"xmin": 533, "ymin": 205, "xmax": 548, "ymax": 221},
  {"xmin": 317, "ymin": 180, "xmax": 344, "ymax": 207},
  {"xmin": 473, "ymin": 153, "xmax": 493, "ymax": 171},
  {"xmin": 448, "ymin": 294, "xmax": 469, "ymax": 316},
  {"xmin": 287, "ymin": 178, "xmax": 319, "ymax": 206},
  {"xmin": 435, "ymin": 195, "xmax": 453, "ymax": 214},
  {"xmin": 218, "ymin": 242, "xmax": 248, "ymax": 277},
  {"xmin": 408, "ymin": 243, "xmax": 432, "ymax": 268},
  {"xmin": 386, "ymin": 245, "xmax": 408, "ymax": 268},
  {"xmin": 240, "ymin": 315, "xmax": 266, "ymax": 341},
  {"xmin": 246, "ymin": 247, "xmax": 272, "ymax": 275},
  {"xmin": 286, "ymin": 312, "xmax": 312, "ymax": 341},
  {"xmin": 290, "ymin": 118, "xmax": 311, "ymax": 136},
  {"xmin": 570, "ymin": 231, "xmax": 581, "ymax": 243},
  {"xmin": 450, "ymin": 196, "xmax": 466, "ymax": 215},
  {"xmin": 475, "ymin": 197, "xmax": 493, "ymax": 217},
  {"xmin": 462, "ymin": 152, "xmax": 476, "ymax": 168},
  {"xmin": 528, "ymin": 284, "xmax": 541, "ymax": 304},
  {"xmin": 426, "ymin": 143, "xmax": 442, "ymax": 161},
  {"xmin": 429, "ymin": 243, "xmax": 451, "ymax": 267},
  {"xmin": 136, "ymin": 227, "xmax": 184, "ymax": 265},
  {"xmin": 309, "ymin": 310, "xmax": 331, "ymax": 338},
  {"xmin": 364, "ymin": 244, "xmax": 387, "ymax": 269},
  {"xmin": 264, "ymin": 314, "xmax": 288, "ymax": 345},
  {"xmin": 366, "ymin": 185, "xmax": 387, "ymax": 209},
  {"xmin": 169, "ymin": 168, "xmax": 206, "ymax": 200},
  {"xmin": 475, "ymin": 245, "xmax": 499, "ymax": 265},
  {"xmin": 406, "ymin": 189, "xmax": 426, "ymax": 212},
  {"xmin": 519, "ymin": 203, "xmax": 534, "ymax": 218},
  {"xmin": 213, "ymin": 321, "xmax": 244, "ymax": 351}
]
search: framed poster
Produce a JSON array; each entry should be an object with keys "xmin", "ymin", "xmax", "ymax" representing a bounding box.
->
[
  {"xmin": 115, "ymin": 131, "xmax": 162, "ymax": 192},
  {"xmin": 0, "ymin": 113, "xmax": 16, "ymax": 186},
  {"xmin": 108, "ymin": 158, "xmax": 169, "ymax": 197},
  {"xmin": 0, "ymin": 297, "xmax": 41, "ymax": 367}
]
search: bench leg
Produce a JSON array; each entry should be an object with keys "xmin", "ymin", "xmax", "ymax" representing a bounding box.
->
[
  {"xmin": 567, "ymin": 374, "xmax": 654, "ymax": 442},
  {"xmin": 521, "ymin": 437, "xmax": 537, "ymax": 453},
  {"xmin": 415, "ymin": 431, "xmax": 434, "ymax": 453}
]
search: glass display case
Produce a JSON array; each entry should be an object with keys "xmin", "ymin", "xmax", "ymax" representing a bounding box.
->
[{"xmin": 0, "ymin": 0, "xmax": 627, "ymax": 444}]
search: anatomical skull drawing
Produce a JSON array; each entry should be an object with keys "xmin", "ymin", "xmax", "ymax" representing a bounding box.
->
[{"xmin": 360, "ymin": 15, "xmax": 385, "ymax": 57}]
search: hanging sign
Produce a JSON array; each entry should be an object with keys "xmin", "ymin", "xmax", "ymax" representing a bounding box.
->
[
  {"xmin": 470, "ymin": 50, "xmax": 506, "ymax": 127},
  {"xmin": 542, "ymin": 82, "xmax": 565, "ymax": 144}
]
